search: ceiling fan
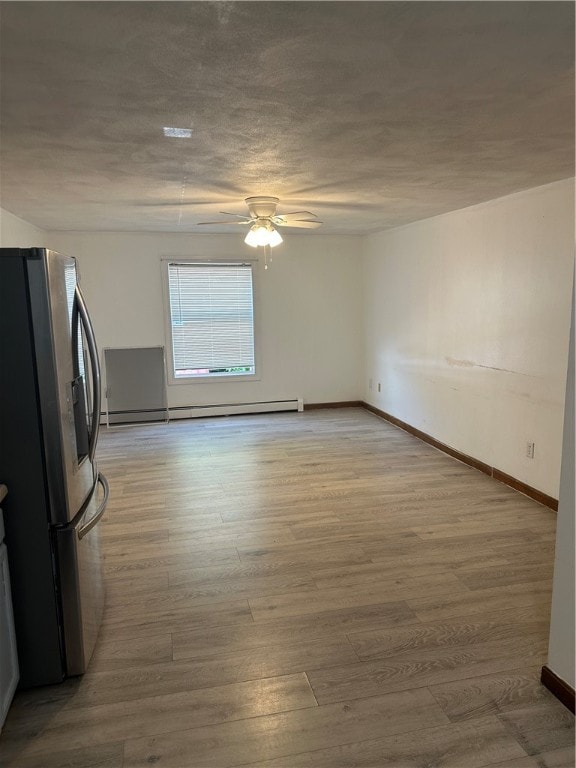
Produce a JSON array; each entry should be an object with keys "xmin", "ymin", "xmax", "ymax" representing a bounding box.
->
[{"xmin": 197, "ymin": 196, "xmax": 322, "ymax": 250}]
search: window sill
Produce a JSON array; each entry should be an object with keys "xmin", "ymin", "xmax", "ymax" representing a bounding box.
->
[{"xmin": 168, "ymin": 374, "xmax": 261, "ymax": 386}]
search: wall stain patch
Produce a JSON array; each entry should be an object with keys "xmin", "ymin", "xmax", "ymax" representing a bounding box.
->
[{"xmin": 445, "ymin": 357, "xmax": 522, "ymax": 375}]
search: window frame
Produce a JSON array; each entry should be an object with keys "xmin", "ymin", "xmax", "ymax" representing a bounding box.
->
[{"xmin": 161, "ymin": 257, "xmax": 261, "ymax": 385}]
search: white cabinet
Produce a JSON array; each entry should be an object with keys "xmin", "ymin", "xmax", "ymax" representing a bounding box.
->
[{"xmin": 0, "ymin": 509, "xmax": 19, "ymax": 731}]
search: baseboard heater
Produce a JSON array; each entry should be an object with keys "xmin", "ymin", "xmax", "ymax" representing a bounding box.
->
[
  {"xmin": 168, "ymin": 398, "xmax": 304, "ymax": 420},
  {"xmin": 101, "ymin": 408, "xmax": 168, "ymax": 426}
]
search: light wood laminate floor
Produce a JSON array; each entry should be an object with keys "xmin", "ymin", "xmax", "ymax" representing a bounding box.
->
[{"xmin": 1, "ymin": 408, "xmax": 573, "ymax": 767}]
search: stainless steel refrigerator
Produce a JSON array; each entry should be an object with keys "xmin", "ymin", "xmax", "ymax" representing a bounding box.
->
[{"xmin": 0, "ymin": 247, "xmax": 109, "ymax": 688}]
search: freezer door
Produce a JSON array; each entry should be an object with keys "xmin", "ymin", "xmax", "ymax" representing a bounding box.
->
[
  {"xmin": 27, "ymin": 249, "xmax": 97, "ymax": 523},
  {"xmin": 56, "ymin": 473, "xmax": 108, "ymax": 676}
]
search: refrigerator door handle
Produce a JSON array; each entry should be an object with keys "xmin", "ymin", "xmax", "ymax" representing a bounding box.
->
[
  {"xmin": 75, "ymin": 285, "xmax": 101, "ymax": 463},
  {"xmin": 78, "ymin": 473, "xmax": 109, "ymax": 540}
]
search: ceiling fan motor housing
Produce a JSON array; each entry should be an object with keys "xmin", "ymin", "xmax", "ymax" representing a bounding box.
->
[{"xmin": 245, "ymin": 196, "xmax": 279, "ymax": 218}]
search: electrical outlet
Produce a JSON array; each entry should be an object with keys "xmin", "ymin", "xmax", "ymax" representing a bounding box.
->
[
  {"xmin": 526, "ymin": 441, "xmax": 535, "ymax": 459},
  {"xmin": 377, "ymin": 382, "xmax": 381, "ymax": 392}
]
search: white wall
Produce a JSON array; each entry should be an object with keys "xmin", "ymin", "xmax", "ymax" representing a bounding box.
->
[
  {"xmin": 48, "ymin": 231, "xmax": 364, "ymax": 408},
  {"xmin": 0, "ymin": 208, "xmax": 48, "ymax": 247},
  {"xmin": 362, "ymin": 179, "xmax": 574, "ymax": 498},
  {"xmin": 547, "ymin": 280, "xmax": 575, "ymax": 689}
]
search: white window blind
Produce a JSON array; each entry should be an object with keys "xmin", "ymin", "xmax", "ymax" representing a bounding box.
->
[{"xmin": 167, "ymin": 262, "xmax": 256, "ymax": 378}]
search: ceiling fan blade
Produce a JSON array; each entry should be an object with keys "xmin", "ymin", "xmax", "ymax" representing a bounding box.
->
[
  {"xmin": 218, "ymin": 211, "xmax": 252, "ymax": 219},
  {"xmin": 275, "ymin": 211, "xmax": 318, "ymax": 221},
  {"xmin": 276, "ymin": 219, "xmax": 323, "ymax": 229},
  {"xmin": 197, "ymin": 219, "xmax": 251, "ymax": 225}
]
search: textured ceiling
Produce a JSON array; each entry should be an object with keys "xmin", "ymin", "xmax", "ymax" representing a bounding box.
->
[{"xmin": 0, "ymin": 1, "xmax": 574, "ymax": 234}]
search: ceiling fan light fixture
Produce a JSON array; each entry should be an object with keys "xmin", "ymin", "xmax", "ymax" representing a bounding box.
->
[
  {"xmin": 245, "ymin": 224, "xmax": 266, "ymax": 247},
  {"xmin": 244, "ymin": 223, "xmax": 282, "ymax": 248},
  {"xmin": 268, "ymin": 227, "xmax": 283, "ymax": 247},
  {"xmin": 244, "ymin": 228, "xmax": 257, "ymax": 247}
]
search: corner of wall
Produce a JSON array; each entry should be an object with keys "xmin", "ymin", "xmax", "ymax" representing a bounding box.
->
[
  {"xmin": 0, "ymin": 208, "xmax": 48, "ymax": 248},
  {"xmin": 547, "ymin": 273, "xmax": 575, "ymax": 690}
]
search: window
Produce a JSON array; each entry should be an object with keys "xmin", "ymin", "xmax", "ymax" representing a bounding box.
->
[{"xmin": 166, "ymin": 261, "xmax": 256, "ymax": 381}]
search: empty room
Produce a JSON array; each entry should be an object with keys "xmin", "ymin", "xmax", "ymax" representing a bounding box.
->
[{"xmin": 0, "ymin": 2, "xmax": 574, "ymax": 767}]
